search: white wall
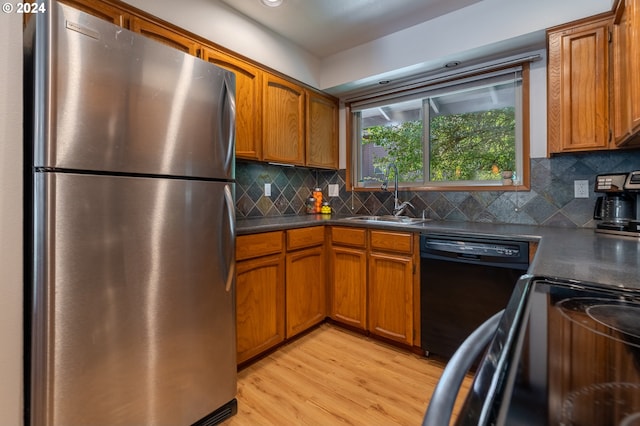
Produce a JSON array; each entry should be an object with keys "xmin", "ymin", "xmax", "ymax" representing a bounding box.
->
[
  {"xmin": 320, "ymin": 0, "xmax": 612, "ymax": 91},
  {"xmin": 0, "ymin": 11, "xmax": 24, "ymax": 426},
  {"xmin": 125, "ymin": 0, "xmax": 610, "ymax": 93},
  {"xmin": 529, "ymin": 49, "xmax": 548, "ymax": 159}
]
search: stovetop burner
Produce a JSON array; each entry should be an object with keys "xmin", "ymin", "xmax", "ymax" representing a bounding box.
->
[
  {"xmin": 561, "ymin": 382, "xmax": 640, "ymax": 426},
  {"xmin": 557, "ymin": 297, "xmax": 640, "ymax": 347},
  {"xmin": 588, "ymin": 304, "xmax": 640, "ymax": 345}
]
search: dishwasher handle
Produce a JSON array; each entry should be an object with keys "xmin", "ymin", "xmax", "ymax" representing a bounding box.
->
[{"xmin": 422, "ymin": 310, "xmax": 504, "ymax": 426}]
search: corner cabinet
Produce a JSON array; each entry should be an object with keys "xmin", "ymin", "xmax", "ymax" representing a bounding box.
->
[
  {"xmin": 263, "ymin": 74, "xmax": 306, "ymax": 165},
  {"xmin": 306, "ymin": 90, "xmax": 339, "ymax": 169},
  {"xmin": 547, "ymin": 14, "xmax": 613, "ymax": 154},
  {"xmin": 285, "ymin": 227, "xmax": 326, "ymax": 338},
  {"xmin": 235, "ymin": 231, "xmax": 285, "ymax": 364},
  {"xmin": 203, "ymin": 48, "xmax": 263, "ymax": 161}
]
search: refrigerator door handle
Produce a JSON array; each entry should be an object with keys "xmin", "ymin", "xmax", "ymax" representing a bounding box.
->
[
  {"xmin": 222, "ymin": 74, "xmax": 236, "ymax": 174},
  {"xmin": 224, "ymin": 184, "xmax": 235, "ymax": 293}
]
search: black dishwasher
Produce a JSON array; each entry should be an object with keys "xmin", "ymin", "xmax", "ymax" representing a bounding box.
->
[{"xmin": 420, "ymin": 234, "xmax": 529, "ymax": 359}]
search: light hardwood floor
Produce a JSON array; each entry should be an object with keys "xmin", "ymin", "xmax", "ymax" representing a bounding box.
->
[{"xmin": 222, "ymin": 323, "xmax": 472, "ymax": 425}]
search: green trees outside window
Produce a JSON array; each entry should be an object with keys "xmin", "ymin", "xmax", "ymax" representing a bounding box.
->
[{"xmin": 353, "ymin": 67, "xmax": 525, "ymax": 189}]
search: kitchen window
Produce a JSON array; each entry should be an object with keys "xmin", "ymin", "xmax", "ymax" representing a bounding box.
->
[{"xmin": 349, "ymin": 64, "xmax": 530, "ymax": 190}]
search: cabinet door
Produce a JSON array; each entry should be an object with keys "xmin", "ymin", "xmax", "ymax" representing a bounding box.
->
[
  {"xmin": 329, "ymin": 245, "xmax": 367, "ymax": 329},
  {"xmin": 286, "ymin": 246, "xmax": 326, "ymax": 338},
  {"xmin": 263, "ymin": 74, "xmax": 305, "ymax": 165},
  {"xmin": 628, "ymin": 0, "xmax": 640, "ymax": 134},
  {"xmin": 613, "ymin": 1, "xmax": 631, "ymax": 144},
  {"xmin": 204, "ymin": 49, "xmax": 263, "ymax": 160},
  {"xmin": 236, "ymin": 254, "xmax": 285, "ymax": 364},
  {"xmin": 547, "ymin": 16, "xmax": 612, "ymax": 153},
  {"xmin": 60, "ymin": 0, "xmax": 129, "ymax": 27},
  {"xmin": 306, "ymin": 90, "xmax": 338, "ymax": 169},
  {"xmin": 130, "ymin": 16, "xmax": 201, "ymax": 57},
  {"xmin": 368, "ymin": 252, "xmax": 414, "ymax": 346}
]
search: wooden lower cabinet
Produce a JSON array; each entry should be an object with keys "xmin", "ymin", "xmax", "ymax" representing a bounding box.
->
[
  {"xmin": 236, "ymin": 253, "xmax": 285, "ymax": 364},
  {"xmin": 329, "ymin": 227, "xmax": 368, "ymax": 329},
  {"xmin": 285, "ymin": 246, "xmax": 326, "ymax": 338},
  {"xmin": 235, "ymin": 231, "xmax": 285, "ymax": 364},
  {"xmin": 329, "ymin": 227, "xmax": 416, "ymax": 346},
  {"xmin": 285, "ymin": 227, "xmax": 326, "ymax": 338},
  {"xmin": 368, "ymin": 251, "xmax": 414, "ymax": 346},
  {"xmin": 238, "ymin": 226, "xmax": 419, "ymax": 363}
]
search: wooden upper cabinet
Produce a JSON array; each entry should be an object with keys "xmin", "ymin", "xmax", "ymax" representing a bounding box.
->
[
  {"xmin": 60, "ymin": 0, "xmax": 129, "ymax": 27},
  {"xmin": 204, "ymin": 49, "xmax": 263, "ymax": 160},
  {"xmin": 263, "ymin": 74, "xmax": 305, "ymax": 165},
  {"xmin": 613, "ymin": 0, "xmax": 631, "ymax": 144},
  {"xmin": 629, "ymin": 0, "xmax": 640, "ymax": 135},
  {"xmin": 616, "ymin": 0, "xmax": 640, "ymax": 143},
  {"xmin": 306, "ymin": 90, "xmax": 339, "ymax": 169},
  {"xmin": 547, "ymin": 14, "xmax": 613, "ymax": 154},
  {"xmin": 130, "ymin": 16, "xmax": 201, "ymax": 57},
  {"xmin": 612, "ymin": 0, "xmax": 640, "ymax": 146}
]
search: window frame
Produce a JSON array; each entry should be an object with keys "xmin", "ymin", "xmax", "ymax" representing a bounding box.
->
[{"xmin": 346, "ymin": 63, "xmax": 531, "ymax": 192}]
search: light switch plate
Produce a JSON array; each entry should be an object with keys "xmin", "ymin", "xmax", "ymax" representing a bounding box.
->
[
  {"xmin": 574, "ymin": 180, "xmax": 589, "ymax": 198},
  {"xmin": 264, "ymin": 183, "xmax": 271, "ymax": 197},
  {"xmin": 328, "ymin": 184, "xmax": 339, "ymax": 197}
]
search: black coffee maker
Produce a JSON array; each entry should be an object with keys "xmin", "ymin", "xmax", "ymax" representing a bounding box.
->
[{"xmin": 594, "ymin": 172, "xmax": 640, "ymax": 235}]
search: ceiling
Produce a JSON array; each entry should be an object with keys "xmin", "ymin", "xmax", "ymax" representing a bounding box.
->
[{"xmin": 218, "ymin": 0, "xmax": 483, "ymax": 58}]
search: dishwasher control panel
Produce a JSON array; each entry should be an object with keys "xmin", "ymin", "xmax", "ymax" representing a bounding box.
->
[
  {"xmin": 423, "ymin": 239, "xmax": 521, "ymax": 257},
  {"xmin": 420, "ymin": 234, "xmax": 529, "ymax": 270}
]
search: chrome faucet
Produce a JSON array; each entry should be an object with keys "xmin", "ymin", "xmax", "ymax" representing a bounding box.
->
[{"xmin": 381, "ymin": 163, "xmax": 414, "ymax": 216}]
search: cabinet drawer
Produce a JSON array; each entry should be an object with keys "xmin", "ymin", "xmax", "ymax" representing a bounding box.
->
[
  {"xmin": 370, "ymin": 230, "xmax": 413, "ymax": 254},
  {"xmin": 331, "ymin": 226, "xmax": 366, "ymax": 248},
  {"xmin": 236, "ymin": 231, "xmax": 283, "ymax": 261},
  {"xmin": 287, "ymin": 226, "xmax": 325, "ymax": 250}
]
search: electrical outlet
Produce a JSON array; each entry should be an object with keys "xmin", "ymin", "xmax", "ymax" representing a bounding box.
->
[
  {"xmin": 328, "ymin": 184, "xmax": 339, "ymax": 197},
  {"xmin": 264, "ymin": 183, "xmax": 271, "ymax": 197},
  {"xmin": 574, "ymin": 180, "xmax": 589, "ymax": 198}
]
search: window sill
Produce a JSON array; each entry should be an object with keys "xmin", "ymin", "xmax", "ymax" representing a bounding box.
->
[{"xmin": 350, "ymin": 183, "xmax": 530, "ymax": 192}]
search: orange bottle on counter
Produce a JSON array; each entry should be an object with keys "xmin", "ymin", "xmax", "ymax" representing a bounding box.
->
[{"xmin": 312, "ymin": 187, "xmax": 322, "ymax": 213}]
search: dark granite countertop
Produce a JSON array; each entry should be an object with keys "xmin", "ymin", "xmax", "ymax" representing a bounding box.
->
[{"xmin": 237, "ymin": 214, "xmax": 640, "ymax": 290}]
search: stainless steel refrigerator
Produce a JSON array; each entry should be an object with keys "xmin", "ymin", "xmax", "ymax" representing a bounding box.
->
[{"xmin": 24, "ymin": 1, "xmax": 237, "ymax": 425}]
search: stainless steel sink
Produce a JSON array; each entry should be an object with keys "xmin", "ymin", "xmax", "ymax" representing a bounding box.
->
[{"xmin": 340, "ymin": 215, "xmax": 430, "ymax": 225}]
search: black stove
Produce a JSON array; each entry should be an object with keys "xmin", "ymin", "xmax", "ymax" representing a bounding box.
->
[{"xmin": 457, "ymin": 276, "xmax": 640, "ymax": 426}]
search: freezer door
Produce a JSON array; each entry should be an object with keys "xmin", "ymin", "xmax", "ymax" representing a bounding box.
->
[
  {"xmin": 29, "ymin": 1, "xmax": 235, "ymax": 180},
  {"xmin": 30, "ymin": 173, "xmax": 236, "ymax": 426}
]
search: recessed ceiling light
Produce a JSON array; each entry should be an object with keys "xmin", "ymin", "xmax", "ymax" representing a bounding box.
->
[{"xmin": 260, "ymin": 0, "xmax": 283, "ymax": 7}]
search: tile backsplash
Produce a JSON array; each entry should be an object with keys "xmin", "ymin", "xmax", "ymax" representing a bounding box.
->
[{"xmin": 235, "ymin": 150, "xmax": 640, "ymax": 228}]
